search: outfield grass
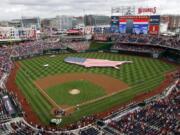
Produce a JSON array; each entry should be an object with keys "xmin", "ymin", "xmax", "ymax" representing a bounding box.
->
[
  {"xmin": 46, "ymin": 80, "xmax": 106, "ymax": 106},
  {"xmin": 16, "ymin": 52, "xmax": 176, "ymax": 125}
]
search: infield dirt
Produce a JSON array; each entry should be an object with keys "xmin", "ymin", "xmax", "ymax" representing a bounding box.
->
[{"xmin": 35, "ymin": 73, "xmax": 129, "ymax": 94}]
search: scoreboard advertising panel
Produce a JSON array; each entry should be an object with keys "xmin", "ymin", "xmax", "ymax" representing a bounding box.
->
[
  {"xmin": 149, "ymin": 15, "xmax": 160, "ymax": 35},
  {"xmin": 111, "ymin": 16, "xmax": 119, "ymax": 33}
]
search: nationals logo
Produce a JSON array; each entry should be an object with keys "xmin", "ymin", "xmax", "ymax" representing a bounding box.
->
[{"xmin": 138, "ymin": 7, "xmax": 157, "ymax": 14}]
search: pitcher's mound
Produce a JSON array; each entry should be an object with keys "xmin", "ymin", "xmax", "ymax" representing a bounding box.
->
[{"xmin": 69, "ymin": 89, "xmax": 80, "ymax": 95}]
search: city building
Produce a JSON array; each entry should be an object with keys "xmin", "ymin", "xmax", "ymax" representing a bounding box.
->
[
  {"xmin": 84, "ymin": 15, "xmax": 110, "ymax": 26},
  {"xmin": 0, "ymin": 26, "xmax": 37, "ymax": 41},
  {"xmin": 0, "ymin": 21, "xmax": 9, "ymax": 27},
  {"xmin": 41, "ymin": 18, "xmax": 51, "ymax": 30},
  {"xmin": 161, "ymin": 15, "xmax": 180, "ymax": 32},
  {"xmin": 72, "ymin": 16, "xmax": 84, "ymax": 29},
  {"xmin": 21, "ymin": 17, "xmax": 41, "ymax": 30},
  {"xmin": 0, "ymin": 27, "xmax": 20, "ymax": 41},
  {"xmin": 168, "ymin": 15, "xmax": 180, "ymax": 31},
  {"xmin": 8, "ymin": 19, "xmax": 21, "ymax": 28},
  {"xmin": 18, "ymin": 27, "xmax": 37, "ymax": 40},
  {"xmin": 50, "ymin": 16, "xmax": 73, "ymax": 32}
]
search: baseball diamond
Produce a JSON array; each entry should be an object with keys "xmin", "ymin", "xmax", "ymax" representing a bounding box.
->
[{"xmin": 10, "ymin": 52, "xmax": 175, "ymax": 126}]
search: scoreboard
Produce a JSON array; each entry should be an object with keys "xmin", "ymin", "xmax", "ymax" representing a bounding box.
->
[{"xmin": 111, "ymin": 15, "xmax": 160, "ymax": 35}]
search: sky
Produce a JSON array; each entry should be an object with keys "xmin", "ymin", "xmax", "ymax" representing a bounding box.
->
[{"xmin": 0, "ymin": 0, "xmax": 180, "ymax": 20}]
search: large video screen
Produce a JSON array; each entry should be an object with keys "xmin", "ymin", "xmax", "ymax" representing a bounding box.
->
[
  {"xmin": 119, "ymin": 16, "xmax": 149, "ymax": 34},
  {"xmin": 133, "ymin": 24, "xmax": 149, "ymax": 34},
  {"xmin": 119, "ymin": 19, "xmax": 127, "ymax": 33},
  {"xmin": 119, "ymin": 24, "xmax": 126, "ymax": 33}
]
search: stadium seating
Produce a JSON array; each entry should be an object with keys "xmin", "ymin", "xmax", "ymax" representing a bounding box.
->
[
  {"xmin": 110, "ymin": 34, "xmax": 180, "ymax": 50},
  {"xmin": 65, "ymin": 41, "xmax": 90, "ymax": 51},
  {"xmin": 105, "ymin": 79, "xmax": 180, "ymax": 135},
  {"xmin": 93, "ymin": 33, "xmax": 180, "ymax": 50},
  {"xmin": 79, "ymin": 127, "xmax": 100, "ymax": 135},
  {"xmin": 112, "ymin": 44, "xmax": 163, "ymax": 54}
]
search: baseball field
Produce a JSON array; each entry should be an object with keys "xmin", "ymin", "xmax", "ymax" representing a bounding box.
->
[{"xmin": 13, "ymin": 52, "xmax": 175, "ymax": 125}]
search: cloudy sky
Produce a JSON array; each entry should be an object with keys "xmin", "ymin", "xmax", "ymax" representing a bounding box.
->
[{"xmin": 0, "ymin": 0, "xmax": 179, "ymax": 20}]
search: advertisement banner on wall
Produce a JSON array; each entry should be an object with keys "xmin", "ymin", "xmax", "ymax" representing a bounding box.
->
[
  {"xmin": 111, "ymin": 16, "xmax": 119, "ymax": 33},
  {"xmin": 111, "ymin": 25, "xmax": 119, "ymax": 33},
  {"xmin": 149, "ymin": 15, "xmax": 160, "ymax": 25},
  {"xmin": 149, "ymin": 15, "xmax": 160, "ymax": 34},
  {"xmin": 137, "ymin": 7, "xmax": 157, "ymax": 15},
  {"xmin": 149, "ymin": 25, "xmax": 159, "ymax": 35},
  {"xmin": 111, "ymin": 16, "xmax": 119, "ymax": 24}
]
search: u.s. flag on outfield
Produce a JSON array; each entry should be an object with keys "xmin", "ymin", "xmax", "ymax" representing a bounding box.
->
[{"xmin": 64, "ymin": 57, "xmax": 132, "ymax": 69}]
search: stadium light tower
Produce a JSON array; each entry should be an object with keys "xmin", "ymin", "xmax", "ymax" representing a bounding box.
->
[{"xmin": 83, "ymin": 9, "xmax": 85, "ymax": 36}]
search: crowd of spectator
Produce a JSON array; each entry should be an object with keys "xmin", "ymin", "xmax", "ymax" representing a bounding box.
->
[
  {"xmin": 111, "ymin": 34, "xmax": 180, "ymax": 50},
  {"xmin": 104, "ymin": 74, "xmax": 180, "ymax": 135},
  {"xmin": 93, "ymin": 34, "xmax": 111, "ymax": 41},
  {"xmin": 10, "ymin": 40, "xmax": 66, "ymax": 58},
  {"xmin": 65, "ymin": 41, "xmax": 90, "ymax": 52},
  {"xmin": 112, "ymin": 43, "xmax": 164, "ymax": 54},
  {"xmin": 93, "ymin": 33, "xmax": 180, "ymax": 50}
]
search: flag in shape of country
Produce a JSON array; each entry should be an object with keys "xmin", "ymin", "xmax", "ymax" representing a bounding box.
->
[{"xmin": 64, "ymin": 57, "xmax": 132, "ymax": 69}]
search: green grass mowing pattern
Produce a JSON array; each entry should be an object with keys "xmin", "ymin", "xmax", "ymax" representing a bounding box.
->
[
  {"xmin": 16, "ymin": 69, "xmax": 53, "ymax": 123},
  {"xmin": 16, "ymin": 52, "xmax": 176, "ymax": 125},
  {"xmin": 46, "ymin": 80, "xmax": 106, "ymax": 106},
  {"xmin": 61, "ymin": 75, "xmax": 164, "ymax": 125},
  {"xmin": 20, "ymin": 53, "xmax": 174, "ymax": 84}
]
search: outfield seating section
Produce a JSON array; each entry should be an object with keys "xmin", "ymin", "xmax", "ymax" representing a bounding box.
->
[{"xmin": 110, "ymin": 34, "xmax": 180, "ymax": 50}]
